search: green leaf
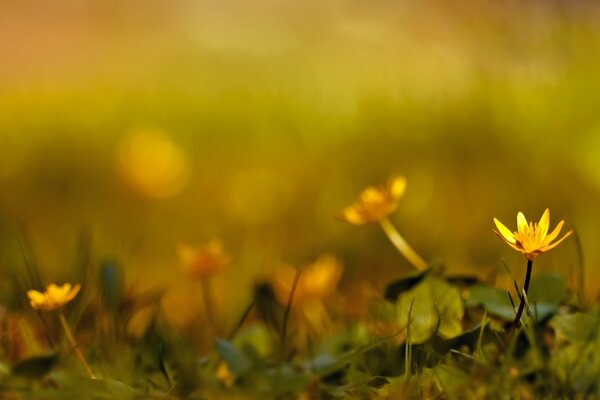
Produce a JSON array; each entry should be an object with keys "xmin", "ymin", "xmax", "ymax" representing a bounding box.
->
[
  {"xmin": 528, "ymin": 273, "xmax": 567, "ymax": 306},
  {"xmin": 465, "ymin": 285, "xmax": 516, "ymax": 320},
  {"xmin": 11, "ymin": 351, "xmax": 58, "ymax": 380},
  {"xmin": 384, "ymin": 269, "xmax": 430, "ymax": 301},
  {"xmin": 430, "ymin": 364, "xmax": 469, "ymax": 391},
  {"xmin": 215, "ymin": 338, "xmax": 253, "ymax": 376},
  {"xmin": 467, "ymin": 274, "xmax": 567, "ymax": 321},
  {"xmin": 305, "ymin": 354, "xmax": 342, "ymax": 376},
  {"xmin": 430, "ymin": 278, "xmax": 464, "ymax": 339},
  {"xmin": 434, "ymin": 323, "xmax": 492, "ymax": 354},
  {"xmin": 553, "ymin": 312, "xmax": 599, "ymax": 341},
  {"xmin": 233, "ymin": 323, "xmax": 271, "ymax": 359},
  {"xmin": 257, "ymin": 365, "xmax": 310, "ymax": 395},
  {"xmin": 88, "ymin": 378, "xmax": 138, "ymax": 400},
  {"xmin": 396, "ymin": 277, "xmax": 464, "ymax": 344}
]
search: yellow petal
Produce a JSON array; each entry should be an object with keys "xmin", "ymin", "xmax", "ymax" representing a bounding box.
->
[
  {"xmin": 47, "ymin": 283, "xmax": 69, "ymax": 304},
  {"xmin": 493, "ymin": 218, "xmax": 516, "ymax": 243},
  {"xmin": 66, "ymin": 284, "xmax": 81, "ymax": 302},
  {"xmin": 537, "ymin": 208, "xmax": 550, "ymax": 239},
  {"xmin": 541, "ymin": 229, "xmax": 573, "ymax": 252},
  {"xmin": 517, "ymin": 212, "xmax": 528, "ymax": 234},
  {"xmin": 303, "ymin": 255, "xmax": 342, "ymax": 299},
  {"xmin": 389, "ymin": 176, "xmax": 407, "ymax": 199},
  {"xmin": 361, "ymin": 187, "xmax": 383, "ymax": 203},
  {"xmin": 493, "ymin": 230, "xmax": 523, "ymax": 253},
  {"xmin": 342, "ymin": 207, "xmax": 366, "ymax": 225},
  {"xmin": 543, "ymin": 220, "xmax": 565, "ymax": 246},
  {"xmin": 177, "ymin": 243, "xmax": 198, "ymax": 267},
  {"xmin": 27, "ymin": 290, "xmax": 47, "ymax": 308}
]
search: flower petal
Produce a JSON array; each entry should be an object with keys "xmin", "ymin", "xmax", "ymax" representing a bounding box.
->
[
  {"xmin": 517, "ymin": 212, "xmax": 528, "ymax": 234},
  {"xmin": 543, "ymin": 220, "xmax": 565, "ymax": 246},
  {"xmin": 493, "ymin": 219, "xmax": 516, "ymax": 243},
  {"xmin": 66, "ymin": 284, "xmax": 81, "ymax": 302},
  {"xmin": 537, "ymin": 208, "xmax": 550, "ymax": 239},
  {"xmin": 541, "ymin": 229, "xmax": 573, "ymax": 252},
  {"xmin": 343, "ymin": 206, "xmax": 366, "ymax": 225},
  {"xmin": 361, "ymin": 187, "xmax": 383, "ymax": 203},
  {"xmin": 389, "ymin": 176, "xmax": 407, "ymax": 200},
  {"xmin": 27, "ymin": 290, "xmax": 46, "ymax": 309}
]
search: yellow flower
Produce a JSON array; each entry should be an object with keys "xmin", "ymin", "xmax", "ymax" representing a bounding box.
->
[
  {"xmin": 216, "ymin": 361, "xmax": 235, "ymax": 387},
  {"xmin": 341, "ymin": 176, "xmax": 406, "ymax": 225},
  {"xmin": 493, "ymin": 208, "xmax": 573, "ymax": 260},
  {"xmin": 177, "ymin": 240, "xmax": 231, "ymax": 279},
  {"xmin": 27, "ymin": 283, "xmax": 81, "ymax": 311},
  {"xmin": 117, "ymin": 128, "xmax": 191, "ymax": 199},
  {"xmin": 272, "ymin": 254, "xmax": 343, "ymax": 306}
]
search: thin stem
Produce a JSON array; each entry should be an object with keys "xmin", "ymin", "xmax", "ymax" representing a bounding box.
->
[
  {"xmin": 379, "ymin": 217, "xmax": 427, "ymax": 271},
  {"xmin": 479, "ymin": 258, "xmax": 534, "ymax": 377},
  {"xmin": 200, "ymin": 278, "xmax": 218, "ymax": 336},
  {"xmin": 503, "ymin": 259, "xmax": 533, "ymax": 341},
  {"xmin": 280, "ymin": 268, "xmax": 303, "ymax": 361},
  {"xmin": 58, "ymin": 313, "xmax": 95, "ymax": 379},
  {"xmin": 227, "ymin": 300, "xmax": 255, "ymax": 340},
  {"xmin": 522, "ymin": 259, "xmax": 533, "ymax": 295},
  {"xmin": 458, "ymin": 259, "xmax": 535, "ymax": 393}
]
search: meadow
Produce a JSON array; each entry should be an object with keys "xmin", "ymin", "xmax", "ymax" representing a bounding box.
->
[{"xmin": 1, "ymin": 1, "xmax": 600, "ymax": 398}]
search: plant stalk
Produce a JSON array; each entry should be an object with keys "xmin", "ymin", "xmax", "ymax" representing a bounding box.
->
[
  {"xmin": 379, "ymin": 217, "xmax": 427, "ymax": 271},
  {"xmin": 503, "ymin": 259, "xmax": 533, "ymax": 345},
  {"xmin": 58, "ymin": 312, "xmax": 95, "ymax": 379},
  {"xmin": 200, "ymin": 277, "xmax": 218, "ymax": 336}
]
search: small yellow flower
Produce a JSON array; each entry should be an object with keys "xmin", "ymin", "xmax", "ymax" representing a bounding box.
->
[
  {"xmin": 341, "ymin": 176, "xmax": 406, "ymax": 225},
  {"xmin": 493, "ymin": 208, "xmax": 573, "ymax": 260},
  {"xmin": 216, "ymin": 361, "xmax": 235, "ymax": 387},
  {"xmin": 272, "ymin": 254, "xmax": 343, "ymax": 306},
  {"xmin": 27, "ymin": 283, "xmax": 81, "ymax": 311},
  {"xmin": 177, "ymin": 240, "xmax": 231, "ymax": 279},
  {"xmin": 117, "ymin": 128, "xmax": 191, "ymax": 199}
]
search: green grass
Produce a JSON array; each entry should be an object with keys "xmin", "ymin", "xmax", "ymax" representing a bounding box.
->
[{"xmin": 0, "ymin": 227, "xmax": 598, "ymax": 400}]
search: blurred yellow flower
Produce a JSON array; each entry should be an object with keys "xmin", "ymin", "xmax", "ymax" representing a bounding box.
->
[
  {"xmin": 27, "ymin": 283, "xmax": 81, "ymax": 311},
  {"xmin": 272, "ymin": 254, "xmax": 343, "ymax": 306},
  {"xmin": 117, "ymin": 128, "xmax": 191, "ymax": 199},
  {"xmin": 216, "ymin": 361, "xmax": 235, "ymax": 387},
  {"xmin": 494, "ymin": 208, "xmax": 573, "ymax": 261},
  {"xmin": 177, "ymin": 240, "xmax": 231, "ymax": 279},
  {"xmin": 341, "ymin": 176, "xmax": 406, "ymax": 225}
]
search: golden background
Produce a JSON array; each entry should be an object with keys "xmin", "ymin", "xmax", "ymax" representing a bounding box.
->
[{"xmin": 1, "ymin": 1, "xmax": 599, "ymax": 324}]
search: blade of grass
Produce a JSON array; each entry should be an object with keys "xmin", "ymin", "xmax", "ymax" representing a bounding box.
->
[{"xmin": 279, "ymin": 268, "xmax": 303, "ymax": 361}]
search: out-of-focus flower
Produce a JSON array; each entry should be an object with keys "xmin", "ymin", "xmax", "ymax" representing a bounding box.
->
[
  {"xmin": 27, "ymin": 283, "xmax": 81, "ymax": 311},
  {"xmin": 177, "ymin": 240, "xmax": 231, "ymax": 279},
  {"xmin": 117, "ymin": 128, "xmax": 191, "ymax": 199},
  {"xmin": 339, "ymin": 176, "xmax": 427, "ymax": 270},
  {"xmin": 494, "ymin": 208, "xmax": 573, "ymax": 261},
  {"xmin": 216, "ymin": 361, "xmax": 235, "ymax": 387},
  {"xmin": 272, "ymin": 254, "xmax": 343, "ymax": 306},
  {"xmin": 340, "ymin": 176, "xmax": 406, "ymax": 225}
]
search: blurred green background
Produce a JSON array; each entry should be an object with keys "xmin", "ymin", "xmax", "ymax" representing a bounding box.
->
[{"xmin": 1, "ymin": 0, "xmax": 599, "ymax": 322}]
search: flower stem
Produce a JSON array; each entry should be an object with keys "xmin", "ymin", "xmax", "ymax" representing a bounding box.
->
[
  {"xmin": 472, "ymin": 259, "xmax": 534, "ymax": 382},
  {"xmin": 280, "ymin": 268, "xmax": 303, "ymax": 362},
  {"xmin": 491, "ymin": 259, "xmax": 534, "ymax": 363},
  {"xmin": 505, "ymin": 259, "xmax": 533, "ymax": 341},
  {"xmin": 200, "ymin": 278, "xmax": 218, "ymax": 336},
  {"xmin": 58, "ymin": 313, "xmax": 95, "ymax": 379},
  {"xmin": 379, "ymin": 217, "xmax": 427, "ymax": 271}
]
